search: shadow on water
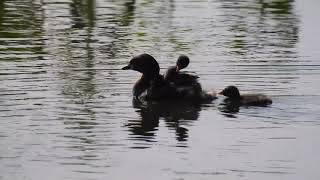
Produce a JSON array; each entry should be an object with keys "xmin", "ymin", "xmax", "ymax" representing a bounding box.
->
[{"xmin": 126, "ymin": 99, "xmax": 202, "ymax": 145}]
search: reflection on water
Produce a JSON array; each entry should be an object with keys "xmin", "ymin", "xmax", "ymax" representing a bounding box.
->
[
  {"xmin": 215, "ymin": 0, "xmax": 300, "ymax": 97},
  {"xmin": 1, "ymin": 0, "xmax": 320, "ymax": 180},
  {"xmin": 128, "ymin": 99, "xmax": 201, "ymax": 145},
  {"xmin": 220, "ymin": 0, "xmax": 299, "ymax": 58},
  {"xmin": 218, "ymin": 101, "xmax": 240, "ymax": 118},
  {"xmin": 0, "ymin": 0, "xmax": 44, "ymax": 61}
]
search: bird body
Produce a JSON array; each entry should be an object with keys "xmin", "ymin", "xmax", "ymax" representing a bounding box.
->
[
  {"xmin": 122, "ymin": 53, "xmax": 216, "ymax": 102},
  {"xmin": 219, "ymin": 85, "xmax": 272, "ymax": 106}
]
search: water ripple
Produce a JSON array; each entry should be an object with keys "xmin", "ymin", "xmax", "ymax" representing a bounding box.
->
[{"xmin": 1, "ymin": 0, "xmax": 320, "ymax": 180}]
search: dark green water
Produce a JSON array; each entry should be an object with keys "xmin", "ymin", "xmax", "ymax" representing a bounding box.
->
[{"xmin": 0, "ymin": 0, "xmax": 320, "ymax": 179}]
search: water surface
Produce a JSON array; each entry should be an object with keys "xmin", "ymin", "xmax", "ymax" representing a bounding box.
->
[{"xmin": 0, "ymin": 0, "xmax": 320, "ymax": 180}]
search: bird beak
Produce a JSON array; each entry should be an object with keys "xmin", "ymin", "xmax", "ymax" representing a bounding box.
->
[
  {"xmin": 218, "ymin": 91, "xmax": 223, "ymax": 95},
  {"xmin": 176, "ymin": 66, "xmax": 180, "ymax": 72},
  {"xmin": 122, "ymin": 64, "xmax": 131, "ymax": 70}
]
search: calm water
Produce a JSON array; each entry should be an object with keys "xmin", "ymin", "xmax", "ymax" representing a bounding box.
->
[{"xmin": 0, "ymin": 0, "xmax": 320, "ymax": 179}]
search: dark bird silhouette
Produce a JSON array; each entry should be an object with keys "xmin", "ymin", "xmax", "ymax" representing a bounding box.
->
[
  {"xmin": 219, "ymin": 85, "xmax": 272, "ymax": 106},
  {"xmin": 122, "ymin": 53, "xmax": 216, "ymax": 102}
]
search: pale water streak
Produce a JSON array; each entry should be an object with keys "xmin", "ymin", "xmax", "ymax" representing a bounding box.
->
[{"xmin": 0, "ymin": 0, "xmax": 320, "ymax": 180}]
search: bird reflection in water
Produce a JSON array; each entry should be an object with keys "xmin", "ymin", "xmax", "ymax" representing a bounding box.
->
[
  {"xmin": 126, "ymin": 99, "xmax": 202, "ymax": 144},
  {"xmin": 218, "ymin": 98, "xmax": 272, "ymax": 118},
  {"xmin": 218, "ymin": 100, "xmax": 241, "ymax": 118}
]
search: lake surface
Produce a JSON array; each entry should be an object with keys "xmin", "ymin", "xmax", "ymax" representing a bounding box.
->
[{"xmin": 0, "ymin": 0, "xmax": 320, "ymax": 179}]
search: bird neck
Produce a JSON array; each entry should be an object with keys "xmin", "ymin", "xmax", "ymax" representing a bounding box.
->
[{"xmin": 142, "ymin": 73, "xmax": 161, "ymax": 82}]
